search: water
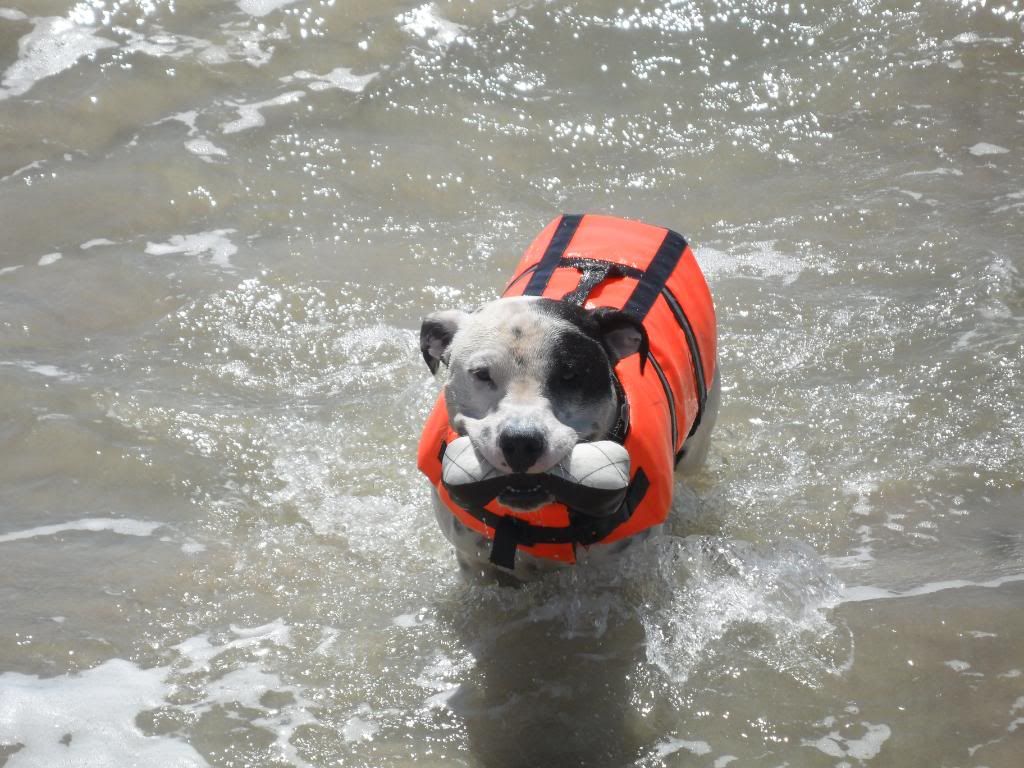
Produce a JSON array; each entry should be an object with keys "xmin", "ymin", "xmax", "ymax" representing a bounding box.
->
[{"xmin": 1, "ymin": 0, "xmax": 1022, "ymax": 765}]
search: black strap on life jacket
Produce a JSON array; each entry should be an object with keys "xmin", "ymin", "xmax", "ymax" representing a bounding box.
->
[
  {"xmin": 622, "ymin": 229, "xmax": 686, "ymax": 319},
  {"xmin": 459, "ymin": 468, "xmax": 650, "ymax": 571},
  {"xmin": 522, "ymin": 214, "xmax": 583, "ymax": 295},
  {"xmin": 661, "ymin": 287, "xmax": 709, "ymax": 440}
]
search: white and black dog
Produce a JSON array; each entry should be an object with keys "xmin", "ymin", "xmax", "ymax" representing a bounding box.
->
[{"xmin": 419, "ymin": 294, "xmax": 720, "ymax": 579}]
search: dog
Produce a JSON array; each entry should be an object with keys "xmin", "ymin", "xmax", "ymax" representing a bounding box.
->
[{"xmin": 418, "ymin": 214, "xmax": 719, "ymax": 580}]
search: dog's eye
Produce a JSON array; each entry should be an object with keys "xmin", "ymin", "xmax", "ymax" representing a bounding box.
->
[{"xmin": 471, "ymin": 367, "xmax": 492, "ymax": 383}]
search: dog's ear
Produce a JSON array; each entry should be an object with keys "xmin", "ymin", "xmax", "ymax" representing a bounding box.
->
[
  {"xmin": 590, "ymin": 308, "xmax": 649, "ymax": 372},
  {"xmin": 420, "ymin": 310, "xmax": 468, "ymax": 375}
]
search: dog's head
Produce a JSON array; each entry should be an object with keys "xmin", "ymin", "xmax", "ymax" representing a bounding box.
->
[{"xmin": 421, "ymin": 296, "xmax": 647, "ymax": 504}]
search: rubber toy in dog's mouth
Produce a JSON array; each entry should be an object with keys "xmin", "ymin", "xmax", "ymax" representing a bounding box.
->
[{"xmin": 441, "ymin": 436, "xmax": 630, "ymax": 517}]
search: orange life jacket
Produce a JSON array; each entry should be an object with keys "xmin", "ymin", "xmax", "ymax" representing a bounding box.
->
[{"xmin": 417, "ymin": 213, "xmax": 716, "ymax": 569}]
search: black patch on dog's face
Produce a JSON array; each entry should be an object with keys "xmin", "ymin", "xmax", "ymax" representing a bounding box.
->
[
  {"xmin": 544, "ymin": 329, "xmax": 613, "ymax": 402},
  {"xmin": 532, "ymin": 299, "xmax": 603, "ymax": 339},
  {"xmin": 533, "ymin": 300, "xmax": 616, "ymax": 436}
]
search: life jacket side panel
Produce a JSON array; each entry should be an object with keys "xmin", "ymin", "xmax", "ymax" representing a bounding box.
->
[
  {"xmin": 417, "ymin": 394, "xmax": 450, "ymax": 480},
  {"xmin": 600, "ymin": 354, "xmax": 676, "ymax": 542},
  {"xmin": 667, "ymin": 249, "xmax": 718, "ymax": 393},
  {"xmin": 639, "ymin": 294, "xmax": 697, "ymax": 449}
]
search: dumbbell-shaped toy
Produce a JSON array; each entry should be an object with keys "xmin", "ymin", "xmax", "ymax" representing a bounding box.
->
[{"xmin": 440, "ymin": 436, "xmax": 630, "ymax": 518}]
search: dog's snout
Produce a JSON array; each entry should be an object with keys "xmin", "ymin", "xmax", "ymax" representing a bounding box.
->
[{"xmin": 499, "ymin": 428, "xmax": 546, "ymax": 473}]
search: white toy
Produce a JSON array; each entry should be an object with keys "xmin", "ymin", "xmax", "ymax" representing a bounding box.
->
[{"xmin": 441, "ymin": 436, "xmax": 630, "ymax": 517}]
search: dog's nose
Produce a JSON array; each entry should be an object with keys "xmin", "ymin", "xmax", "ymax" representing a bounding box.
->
[{"xmin": 499, "ymin": 428, "xmax": 546, "ymax": 473}]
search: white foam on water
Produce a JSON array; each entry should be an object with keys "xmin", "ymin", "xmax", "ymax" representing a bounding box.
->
[
  {"xmin": 313, "ymin": 627, "xmax": 339, "ymax": 655},
  {"xmin": 221, "ymin": 90, "xmax": 304, "ymax": 133},
  {"xmin": 0, "ymin": 360, "xmax": 79, "ymax": 380},
  {"xmin": 0, "ymin": 8, "xmax": 28, "ymax": 21},
  {"xmin": 642, "ymin": 538, "xmax": 845, "ymax": 686},
  {"xmin": 953, "ymin": 32, "xmax": 1014, "ymax": 45},
  {"xmin": 696, "ymin": 242, "xmax": 806, "ymax": 284},
  {"xmin": 206, "ymin": 25, "xmax": 286, "ymax": 68},
  {"xmin": 397, "ymin": 3, "xmax": 471, "ymax": 50},
  {"xmin": 36, "ymin": 252, "xmax": 61, "ymax": 266},
  {"xmin": 122, "ymin": 24, "xmax": 287, "ymax": 69},
  {"xmin": 37, "ymin": 413, "xmax": 74, "ymax": 422},
  {"xmin": 0, "ymin": 265, "xmax": 23, "ymax": 276},
  {"xmin": 393, "ymin": 612, "xmax": 430, "ymax": 628},
  {"xmin": 0, "ymin": 15, "xmax": 117, "ymax": 101},
  {"xmin": 121, "ymin": 31, "xmax": 202, "ymax": 61},
  {"xmin": 424, "ymin": 686, "xmax": 459, "ymax": 709},
  {"xmin": 944, "ymin": 659, "xmax": 971, "ymax": 672},
  {"xmin": 174, "ymin": 619, "xmax": 292, "ymax": 669},
  {"xmin": 168, "ymin": 279, "xmax": 414, "ymax": 397},
  {"xmin": 237, "ymin": 0, "xmax": 299, "ymax": 17},
  {"xmin": 1, "ymin": 160, "xmax": 44, "ymax": 182},
  {"xmin": 180, "ymin": 539, "xmax": 206, "ymax": 554},
  {"xmin": 803, "ymin": 721, "xmax": 891, "ymax": 760},
  {"xmin": 844, "ymin": 478, "xmax": 878, "ymax": 516},
  {"xmin": 80, "ymin": 238, "xmax": 116, "ymax": 249},
  {"xmin": 170, "ymin": 620, "xmax": 316, "ymax": 767},
  {"xmin": 184, "ymin": 138, "xmax": 229, "ymax": 160},
  {"xmin": 952, "ymin": 327, "xmax": 981, "ymax": 352},
  {"xmin": 282, "ymin": 67, "xmax": 379, "ymax": 93},
  {"xmin": 1009, "ymin": 696, "xmax": 1024, "ymax": 732},
  {"xmin": 0, "ymin": 659, "xmax": 207, "ymax": 767},
  {"xmin": 0, "ymin": 622, "xmax": 317, "ymax": 768},
  {"xmin": 902, "ymin": 167, "xmax": 963, "ymax": 176},
  {"xmin": 145, "ymin": 230, "xmax": 238, "ymax": 269},
  {"xmin": 968, "ymin": 142, "xmax": 1009, "ymax": 156},
  {"xmin": 290, "ymin": 490, "xmax": 423, "ymax": 559},
  {"xmin": 229, "ymin": 619, "xmax": 291, "ymax": 641},
  {"xmin": 993, "ymin": 198, "xmax": 1024, "ymax": 213},
  {"xmin": 714, "ymin": 757, "xmax": 738, "ymax": 767},
  {"xmin": 204, "ymin": 666, "xmax": 281, "ymax": 710},
  {"xmin": 654, "ymin": 737, "xmax": 712, "ymax": 757},
  {"xmin": 824, "ymin": 544, "xmax": 875, "ymax": 570},
  {"xmin": 841, "ymin": 573, "xmax": 1024, "ymax": 603},
  {"xmin": 22, "ymin": 361, "xmax": 78, "ymax": 380},
  {"xmin": 164, "ymin": 110, "xmax": 199, "ymax": 134},
  {"xmin": 341, "ymin": 705, "xmax": 380, "ymax": 743},
  {"xmin": 0, "ymin": 517, "xmax": 161, "ymax": 544},
  {"xmin": 416, "ymin": 651, "xmax": 474, "ymax": 712}
]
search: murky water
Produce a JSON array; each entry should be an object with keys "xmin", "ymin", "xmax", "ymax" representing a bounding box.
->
[{"xmin": 2, "ymin": 0, "xmax": 1023, "ymax": 765}]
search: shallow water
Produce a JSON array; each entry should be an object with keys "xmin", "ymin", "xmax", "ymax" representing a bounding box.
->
[{"xmin": 1, "ymin": 0, "xmax": 1023, "ymax": 766}]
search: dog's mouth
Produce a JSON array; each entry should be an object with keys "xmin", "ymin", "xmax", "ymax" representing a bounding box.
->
[{"xmin": 496, "ymin": 478, "xmax": 554, "ymax": 511}]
